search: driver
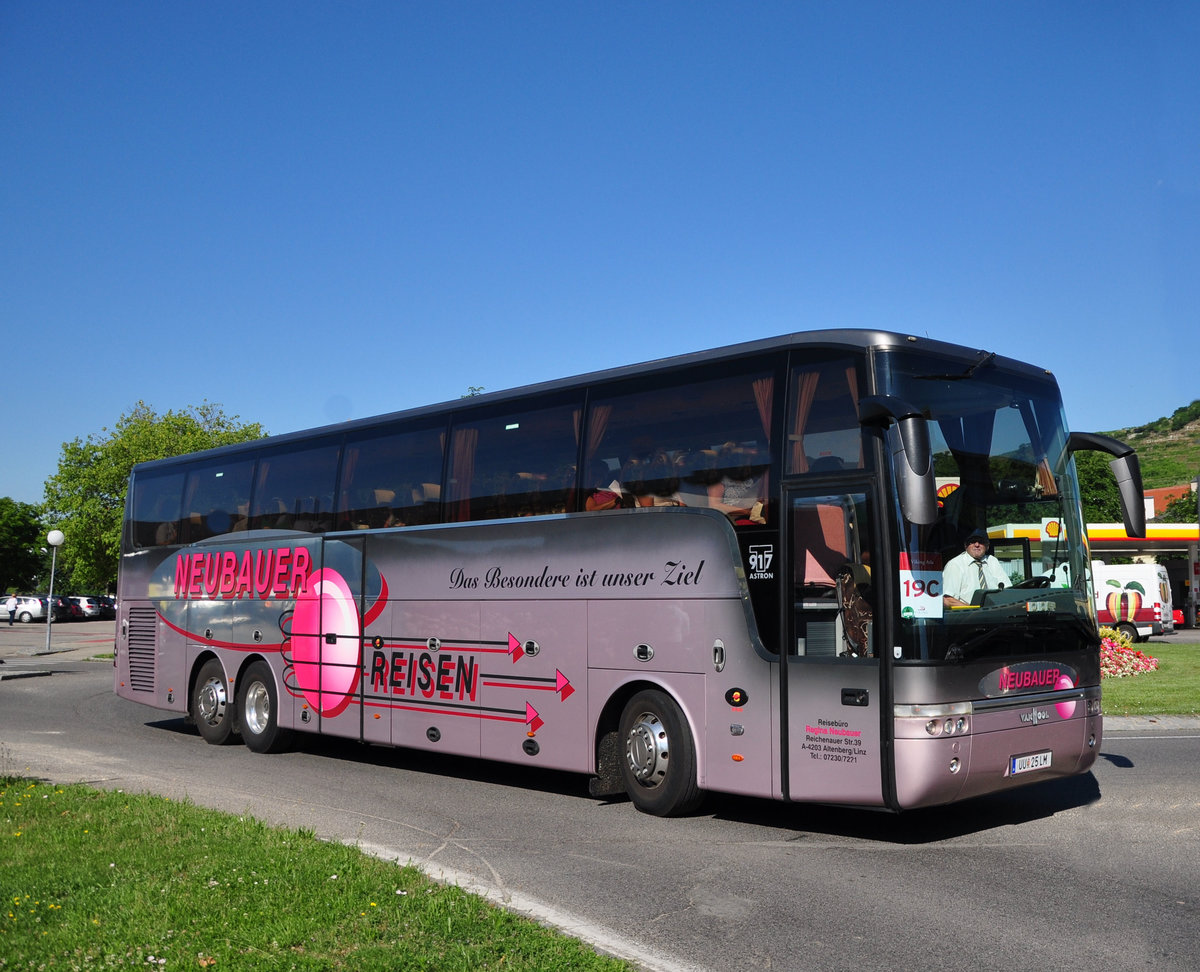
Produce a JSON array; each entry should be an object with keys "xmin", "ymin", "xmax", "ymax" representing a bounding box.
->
[{"xmin": 943, "ymin": 529, "xmax": 1008, "ymax": 607}]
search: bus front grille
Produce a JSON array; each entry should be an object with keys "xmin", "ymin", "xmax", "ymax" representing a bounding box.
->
[{"xmin": 127, "ymin": 606, "xmax": 157, "ymax": 693}]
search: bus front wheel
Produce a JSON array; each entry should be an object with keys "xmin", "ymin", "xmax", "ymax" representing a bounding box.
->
[
  {"xmin": 237, "ymin": 660, "xmax": 294, "ymax": 754},
  {"xmin": 619, "ymin": 689, "xmax": 703, "ymax": 816},
  {"xmin": 191, "ymin": 659, "xmax": 238, "ymax": 746}
]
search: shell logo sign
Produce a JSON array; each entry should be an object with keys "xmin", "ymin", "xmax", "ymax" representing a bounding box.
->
[{"xmin": 1041, "ymin": 518, "xmax": 1064, "ymax": 541}]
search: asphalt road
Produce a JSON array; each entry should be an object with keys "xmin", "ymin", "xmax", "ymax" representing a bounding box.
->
[{"xmin": 2, "ymin": 623, "xmax": 1199, "ymax": 971}]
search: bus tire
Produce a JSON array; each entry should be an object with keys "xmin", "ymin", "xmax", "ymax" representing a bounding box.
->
[
  {"xmin": 1115, "ymin": 623, "xmax": 1138, "ymax": 644},
  {"xmin": 238, "ymin": 660, "xmax": 294, "ymax": 754},
  {"xmin": 191, "ymin": 659, "xmax": 238, "ymax": 746},
  {"xmin": 619, "ymin": 689, "xmax": 703, "ymax": 816}
]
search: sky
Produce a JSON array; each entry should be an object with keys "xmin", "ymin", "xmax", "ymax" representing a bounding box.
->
[{"xmin": 2, "ymin": 1, "xmax": 1198, "ymax": 506}]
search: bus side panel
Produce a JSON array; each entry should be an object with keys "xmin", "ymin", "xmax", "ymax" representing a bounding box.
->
[
  {"xmin": 699, "ymin": 603, "xmax": 775, "ymax": 800},
  {"xmin": 380, "ymin": 599, "xmax": 482, "ymax": 757},
  {"xmin": 479, "ymin": 600, "xmax": 588, "ymax": 772},
  {"xmin": 586, "ymin": 598, "xmax": 712, "ymax": 675}
]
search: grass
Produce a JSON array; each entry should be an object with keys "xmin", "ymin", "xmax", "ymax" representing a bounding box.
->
[
  {"xmin": 0, "ymin": 780, "xmax": 632, "ymax": 971},
  {"xmin": 1101, "ymin": 642, "xmax": 1200, "ymax": 717}
]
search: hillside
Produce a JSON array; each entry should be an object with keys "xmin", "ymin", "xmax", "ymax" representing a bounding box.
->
[{"xmin": 1107, "ymin": 401, "xmax": 1200, "ymax": 489}]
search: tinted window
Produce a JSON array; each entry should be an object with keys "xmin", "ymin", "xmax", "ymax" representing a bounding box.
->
[
  {"xmin": 338, "ymin": 424, "xmax": 445, "ymax": 529},
  {"xmin": 447, "ymin": 399, "xmax": 581, "ymax": 522},
  {"xmin": 583, "ymin": 363, "xmax": 776, "ymax": 523},
  {"xmin": 180, "ymin": 457, "xmax": 256, "ymax": 542},
  {"xmin": 129, "ymin": 469, "xmax": 185, "ymax": 548},
  {"xmin": 249, "ymin": 440, "xmax": 341, "ymax": 532},
  {"xmin": 786, "ymin": 354, "xmax": 869, "ymax": 474}
]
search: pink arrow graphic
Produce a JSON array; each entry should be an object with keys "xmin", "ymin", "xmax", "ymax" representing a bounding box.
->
[
  {"xmin": 526, "ymin": 702, "xmax": 544, "ymax": 734},
  {"xmin": 555, "ymin": 669, "xmax": 575, "ymax": 701},
  {"xmin": 508, "ymin": 632, "xmax": 524, "ymax": 664}
]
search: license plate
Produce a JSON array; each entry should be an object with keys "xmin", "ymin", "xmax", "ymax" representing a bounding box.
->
[{"xmin": 1010, "ymin": 751, "xmax": 1052, "ymax": 775}]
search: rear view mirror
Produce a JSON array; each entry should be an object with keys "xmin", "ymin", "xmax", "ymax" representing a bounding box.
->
[
  {"xmin": 858, "ymin": 395, "xmax": 937, "ymax": 525},
  {"xmin": 1067, "ymin": 431, "xmax": 1145, "ymax": 539}
]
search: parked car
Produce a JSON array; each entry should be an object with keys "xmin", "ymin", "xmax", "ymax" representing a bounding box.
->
[
  {"xmin": 69, "ymin": 596, "xmax": 104, "ymax": 619},
  {"xmin": 49, "ymin": 595, "xmax": 78, "ymax": 621},
  {"xmin": 97, "ymin": 595, "xmax": 117, "ymax": 620},
  {"xmin": 7, "ymin": 595, "xmax": 71, "ymax": 623},
  {"xmin": 8, "ymin": 595, "xmax": 47, "ymax": 623}
]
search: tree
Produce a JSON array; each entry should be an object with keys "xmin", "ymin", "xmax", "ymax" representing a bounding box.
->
[
  {"xmin": 42, "ymin": 401, "xmax": 266, "ymax": 592},
  {"xmin": 1073, "ymin": 450, "xmax": 1125, "ymax": 525},
  {"xmin": 0, "ymin": 497, "xmax": 45, "ymax": 593},
  {"xmin": 1156, "ymin": 488, "xmax": 1198, "ymax": 524}
]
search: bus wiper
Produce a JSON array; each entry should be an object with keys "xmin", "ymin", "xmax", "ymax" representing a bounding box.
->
[
  {"xmin": 944, "ymin": 624, "xmax": 1008, "ymax": 662},
  {"xmin": 916, "ymin": 350, "xmax": 996, "ymax": 382}
]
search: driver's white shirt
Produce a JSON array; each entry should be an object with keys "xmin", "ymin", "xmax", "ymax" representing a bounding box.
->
[{"xmin": 943, "ymin": 550, "xmax": 1009, "ymax": 602}]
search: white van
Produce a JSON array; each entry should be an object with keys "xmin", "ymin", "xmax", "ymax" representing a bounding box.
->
[{"xmin": 1092, "ymin": 561, "xmax": 1175, "ymax": 642}]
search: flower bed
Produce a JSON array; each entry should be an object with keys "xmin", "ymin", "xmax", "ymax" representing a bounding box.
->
[{"xmin": 1100, "ymin": 626, "xmax": 1160, "ymax": 679}]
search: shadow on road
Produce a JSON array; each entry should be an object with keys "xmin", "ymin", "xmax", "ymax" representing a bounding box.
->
[{"xmin": 143, "ymin": 714, "xmax": 1104, "ymax": 845}]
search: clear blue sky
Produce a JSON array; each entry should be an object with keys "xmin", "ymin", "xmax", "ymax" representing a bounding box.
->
[{"xmin": 3, "ymin": 2, "xmax": 1197, "ymax": 506}]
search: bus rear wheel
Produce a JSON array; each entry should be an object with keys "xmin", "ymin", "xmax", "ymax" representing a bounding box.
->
[
  {"xmin": 192, "ymin": 659, "xmax": 238, "ymax": 746},
  {"xmin": 237, "ymin": 660, "xmax": 294, "ymax": 754},
  {"xmin": 619, "ymin": 689, "xmax": 703, "ymax": 816}
]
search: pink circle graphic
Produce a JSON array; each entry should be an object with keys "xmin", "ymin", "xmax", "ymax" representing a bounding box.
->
[
  {"xmin": 290, "ymin": 568, "xmax": 361, "ymax": 717},
  {"xmin": 1055, "ymin": 673, "xmax": 1077, "ymax": 719}
]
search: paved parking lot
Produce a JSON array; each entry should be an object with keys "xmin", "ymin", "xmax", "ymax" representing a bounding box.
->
[{"xmin": 0, "ymin": 618, "xmax": 116, "ymax": 661}]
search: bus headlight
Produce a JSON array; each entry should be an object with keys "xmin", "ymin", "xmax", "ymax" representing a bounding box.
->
[{"xmin": 901, "ymin": 702, "xmax": 972, "ymax": 736}]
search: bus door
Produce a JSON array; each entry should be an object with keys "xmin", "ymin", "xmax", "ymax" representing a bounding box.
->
[
  {"xmin": 782, "ymin": 488, "xmax": 885, "ymax": 805},
  {"xmin": 287, "ymin": 535, "xmax": 373, "ymax": 743}
]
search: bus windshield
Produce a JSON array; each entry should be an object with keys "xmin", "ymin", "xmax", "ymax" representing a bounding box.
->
[{"xmin": 879, "ymin": 350, "xmax": 1094, "ymax": 662}]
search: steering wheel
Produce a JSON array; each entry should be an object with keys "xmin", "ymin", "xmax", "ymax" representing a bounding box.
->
[{"xmin": 1013, "ymin": 576, "xmax": 1051, "ymax": 589}]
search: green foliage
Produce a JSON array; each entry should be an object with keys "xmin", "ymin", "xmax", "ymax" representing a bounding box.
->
[
  {"xmin": 0, "ymin": 497, "xmax": 46, "ymax": 593},
  {"xmin": 1073, "ymin": 450, "xmax": 1125, "ymax": 524},
  {"xmin": 1109, "ymin": 401, "xmax": 1200, "ymax": 489},
  {"xmin": 1155, "ymin": 489, "xmax": 1198, "ymax": 523},
  {"xmin": 1124, "ymin": 399, "xmax": 1200, "ymax": 437},
  {"xmin": 41, "ymin": 402, "xmax": 266, "ymax": 592}
]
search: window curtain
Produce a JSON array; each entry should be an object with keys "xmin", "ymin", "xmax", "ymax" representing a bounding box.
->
[
  {"xmin": 790, "ymin": 370, "xmax": 820, "ymax": 473},
  {"xmin": 449, "ymin": 427, "xmax": 478, "ymax": 522}
]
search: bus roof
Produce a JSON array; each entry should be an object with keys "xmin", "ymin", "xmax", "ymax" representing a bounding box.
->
[{"xmin": 130, "ymin": 328, "xmax": 1053, "ymax": 475}]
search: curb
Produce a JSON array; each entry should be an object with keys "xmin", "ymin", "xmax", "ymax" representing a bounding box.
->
[{"xmin": 1103, "ymin": 714, "xmax": 1200, "ymax": 732}]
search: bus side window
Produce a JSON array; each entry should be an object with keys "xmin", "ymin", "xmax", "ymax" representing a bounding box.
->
[
  {"xmin": 338, "ymin": 425, "xmax": 445, "ymax": 529},
  {"xmin": 787, "ymin": 357, "xmax": 868, "ymax": 475},
  {"xmin": 582, "ymin": 363, "xmax": 776, "ymax": 524},
  {"xmin": 180, "ymin": 458, "xmax": 256, "ymax": 543},
  {"xmin": 130, "ymin": 470, "xmax": 184, "ymax": 549},
  {"xmin": 447, "ymin": 399, "xmax": 580, "ymax": 523},
  {"xmin": 249, "ymin": 442, "xmax": 340, "ymax": 533}
]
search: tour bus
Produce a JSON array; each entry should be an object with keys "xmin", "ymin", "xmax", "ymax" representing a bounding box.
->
[{"xmin": 113, "ymin": 331, "xmax": 1145, "ymax": 816}]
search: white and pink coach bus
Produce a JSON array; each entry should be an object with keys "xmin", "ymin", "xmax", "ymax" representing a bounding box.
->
[{"xmin": 114, "ymin": 331, "xmax": 1144, "ymax": 815}]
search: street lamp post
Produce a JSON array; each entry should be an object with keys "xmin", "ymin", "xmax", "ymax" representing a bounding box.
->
[{"xmin": 45, "ymin": 529, "xmax": 64, "ymax": 653}]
